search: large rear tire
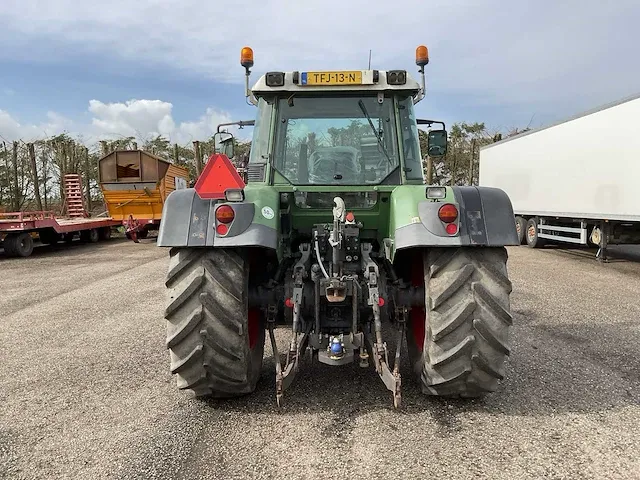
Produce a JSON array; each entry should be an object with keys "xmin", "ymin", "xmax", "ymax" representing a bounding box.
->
[
  {"xmin": 406, "ymin": 247, "xmax": 513, "ymax": 398},
  {"xmin": 164, "ymin": 247, "xmax": 265, "ymax": 398}
]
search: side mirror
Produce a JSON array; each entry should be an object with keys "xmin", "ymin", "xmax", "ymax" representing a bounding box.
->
[
  {"xmin": 427, "ymin": 129, "xmax": 447, "ymax": 157},
  {"xmin": 214, "ymin": 132, "xmax": 235, "ymax": 158}
]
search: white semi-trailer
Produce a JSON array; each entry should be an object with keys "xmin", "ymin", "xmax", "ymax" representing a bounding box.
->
[{"xmin": 478, "ymin": 93, "xmax": 640, "ymax": 260}]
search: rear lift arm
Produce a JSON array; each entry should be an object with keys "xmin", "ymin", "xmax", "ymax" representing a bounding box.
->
[
  {"xmin": 361, "ymin": 243, "xmax": 404, "ymax": 408},
  {"xmin": 260, "ymin": 196, "xmax": 421, "ymax": 408},
  {"xmin": 268, "ymin": 243, "xmax": 311, "ymax": 407}
]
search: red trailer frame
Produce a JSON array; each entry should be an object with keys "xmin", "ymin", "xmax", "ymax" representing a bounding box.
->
[{"xmin": 0, "ymin": 210, "xmax": 122, "ymax": 258}]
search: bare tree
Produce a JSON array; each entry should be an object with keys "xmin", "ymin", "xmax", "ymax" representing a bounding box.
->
[
  {"xmin": 27, "ymin": 143, "xmax": 43, "ymax": 211},
  {"xmin": 12, "ymin": 141, "xmax": 20, "ymax": 211}
]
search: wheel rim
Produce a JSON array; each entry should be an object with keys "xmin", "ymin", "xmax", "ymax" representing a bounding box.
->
[
  {"xmin": 247, "ymin": 307, "xmax": 260, "ymax": 350},
  {"xmin": 527, "ymin": 225, "xmax": 536, "ymax": 242},
  {"xmin": 516, "ymin": 222, "xmax": 521, "ymax": 236}
]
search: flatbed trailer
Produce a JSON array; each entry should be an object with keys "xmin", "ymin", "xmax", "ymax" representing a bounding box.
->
[{"xmin": 0, "ymin": 211, "xmax": 121, "ymax": 258}]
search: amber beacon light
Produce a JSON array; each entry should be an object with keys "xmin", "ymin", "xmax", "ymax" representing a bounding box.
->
[
  {"xmin": 241, "ymin": 46, "xmax": 254, "ymax": 69},
  {"xmin": 416, "ymin": 45, "xmax": 429, "ymax": 67}
]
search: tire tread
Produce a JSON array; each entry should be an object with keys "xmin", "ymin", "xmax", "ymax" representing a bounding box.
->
[
  {"xmin": 164, "ymin": 248, "xmax": 264, "ymax": 398},
  {"xmin": 416, "ymin": 247, "xmax": 513, "ymax": 397}
]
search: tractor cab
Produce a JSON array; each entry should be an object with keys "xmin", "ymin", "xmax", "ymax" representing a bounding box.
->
[{"xmin": 213, "ymin": 47, "xmax": 448, "ymax": 193}]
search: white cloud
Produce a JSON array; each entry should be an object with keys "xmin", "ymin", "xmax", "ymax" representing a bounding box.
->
[
  {"xmin": 174, "ymin": 107, "xmax": 240, "ymax": 143},
  {"xmin": 86, "ymin": 99, "xmax": 237, "ymax": 145},
  {"xmin": 0, "ymin": 0, "xmax": 639, "ymax": 131},
  {"xmin": 87, "ymin": 99, "xmax": 176, "ymax": 140},
  {"xmin": 0, "ymin": 100, "xmax": 238, "ymax": 146},
  {"xmin": 0, "ymin": 0, "xmax": 638, "ymax": 107},
  {"xmin": 0, "ymin": 110, "xmax": 73, "ymax": 143}
]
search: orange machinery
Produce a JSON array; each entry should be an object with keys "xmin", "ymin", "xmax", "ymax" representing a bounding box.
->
[{"xmin": 98, "ymin": 149, "xmax": 189, "ymax": 241}]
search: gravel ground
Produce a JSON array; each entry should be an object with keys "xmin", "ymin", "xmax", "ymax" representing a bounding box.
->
[{"xmin": 1, "ymin": 239, "xmax": 639, "ymax": 479}]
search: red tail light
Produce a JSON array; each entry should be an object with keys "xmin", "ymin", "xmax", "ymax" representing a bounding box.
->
[
  {"xmin": 216, "ymin": 223, "xmax": 229, "ymax": 235},
  {"xmin": 215, "ymin": 205, "xmax": 235, "ymax": 224},
  {"xmin": 438, "ymin": 204, "xmax": 458, "ymax": 223},
  {"xmin": 445, "ymin": 223, "xmax": 458, "ymax": 235}
]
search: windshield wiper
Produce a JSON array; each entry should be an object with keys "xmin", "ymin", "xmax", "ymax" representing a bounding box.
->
[{"xmin": 358, "ymin": 99, "xmax": 393, "ymax": 165}]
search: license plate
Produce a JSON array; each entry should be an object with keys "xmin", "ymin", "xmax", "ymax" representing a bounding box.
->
[{"xmin": 300, "ymin": 71, "xmax": 363, "ymax": 86}]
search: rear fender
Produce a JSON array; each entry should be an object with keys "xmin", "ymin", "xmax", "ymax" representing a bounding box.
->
[
  {"xmin": 389, "ymin": 185, "xmax": 519, "ymax": 260},
  {"xmin": 157, "ymin": 187, "xmax": 280, "ymax": 252}
]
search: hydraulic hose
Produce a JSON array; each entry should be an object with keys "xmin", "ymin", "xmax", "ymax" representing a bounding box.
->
[{"xmin": 314, "ymin": 231, "xmax": 330, "ymax": 279}]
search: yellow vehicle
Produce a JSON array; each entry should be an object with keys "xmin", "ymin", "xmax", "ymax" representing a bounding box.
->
[{"xmin": 98, "ymin": 149, "xmax": 189, "ymax": 241}]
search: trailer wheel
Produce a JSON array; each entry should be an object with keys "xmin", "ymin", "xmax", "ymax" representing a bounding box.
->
[
  {"xmin": 406, "ymin": 247, "xmax": 513, "ymax": 398},
  {"xmin": 4, "ymin": 232, "xmax": 35, "ymax": 258},
  {"xmin": 98, "ymin": 227, "xmax": 112, "ymax": 241},
  {"xmin": 80, "ymin": 228, "xmax": 100, "ymax": 243},
  {"xmin": 525, "ymin": 217, "xmax": 546, "ymax": 248},
  {"xmin": 164, "ymin": 247, "xmax": 265, "ymax": 398},
  {"xmin": 515, "ymin": 216, "xmax": 527, "ymax": 245},
  {"xmin": 2, "ymin": 234, "xmax": 17, "ymax": 256}
]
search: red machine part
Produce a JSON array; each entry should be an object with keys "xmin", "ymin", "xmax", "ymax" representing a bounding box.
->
[
  {"xmin": 123, "ymin": 215, "xmax": 142, "ymax": 243},
  {"xmin": 194, "ymin": 154, "xmax": 246, "ymax": 200}
]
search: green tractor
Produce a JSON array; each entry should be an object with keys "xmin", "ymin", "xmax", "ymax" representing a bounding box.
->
[{"xmin": 158, "ymin": 45, "xmax": 519, "ymax": 408}]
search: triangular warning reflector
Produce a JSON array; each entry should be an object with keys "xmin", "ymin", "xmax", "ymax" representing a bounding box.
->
[{"xmin": 194, "ymin": 153, "xmax": 246, "ymax": 199}]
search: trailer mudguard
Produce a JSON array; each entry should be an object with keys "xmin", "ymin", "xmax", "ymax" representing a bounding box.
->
[
  {"xmin": 391, "ymin": 186, "xmax": 519, "ymax": 256},
  {"xmin": 157, "ymin": 187, "xmax": 279, "ymax": 250}
]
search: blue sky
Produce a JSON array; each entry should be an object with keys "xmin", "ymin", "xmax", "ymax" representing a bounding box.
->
[{"xmin": 1, "ymin": 0, "xmax": 638, "ymax": 148}]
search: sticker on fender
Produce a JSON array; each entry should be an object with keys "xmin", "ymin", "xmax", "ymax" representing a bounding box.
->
[{"xmin": 261, "ymin": 206, "xmax": 275, "ymax": 220}]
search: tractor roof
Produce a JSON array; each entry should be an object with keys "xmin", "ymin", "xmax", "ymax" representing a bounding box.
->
[{"xmin": 251, "ymin": 69, "xmax": 422, "ymax": 96}]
